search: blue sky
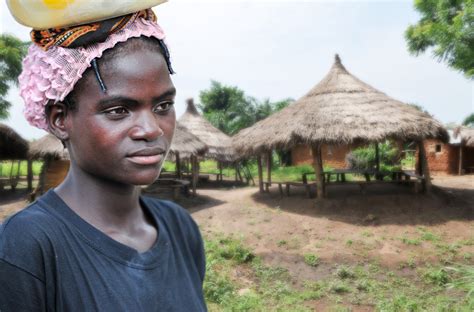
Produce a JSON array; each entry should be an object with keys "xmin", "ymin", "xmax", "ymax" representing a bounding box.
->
[{"xmin": 1, "ymin": 0, "xmax": 473, "ymax": 140}]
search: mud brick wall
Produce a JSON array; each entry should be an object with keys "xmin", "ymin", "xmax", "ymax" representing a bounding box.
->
[
  {"xmin": 291, "ymin": 144, "xmax": 361, "ymax": 169},
  {"xmin": 421, "ymin": 140, "xmax": 459, "ymax": 175}
]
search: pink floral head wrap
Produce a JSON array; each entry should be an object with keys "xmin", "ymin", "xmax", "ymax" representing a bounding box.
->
[{"xmin": 19, "ymin": 10, "xmax": 170, "ymax": 131}]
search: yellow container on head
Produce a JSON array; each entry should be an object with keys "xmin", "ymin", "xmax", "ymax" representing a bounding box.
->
[{"xmin": 7, "ymin": 0, "xmax": 167, "ymax": 29}]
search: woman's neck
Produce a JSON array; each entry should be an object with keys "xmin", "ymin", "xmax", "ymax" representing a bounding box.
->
[{"xmin": 54, "ymin": 163, "xmax": 145, "ymax": 233}]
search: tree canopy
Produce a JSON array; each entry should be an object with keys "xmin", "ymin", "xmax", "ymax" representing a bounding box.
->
[
  {"xmin": 462, "ymin": 113, "xmax": 474, "ymax": 127},
  {"xmin": 405, "ymin": 0, "xmax": 474, "ymax": 79},
  {"xmin": 0, "ymin": 33, "xmax": 28, "ymax": 119},
  {"xmin": 199, "ymin": 80, "xmax": 293, "ymax": 135}
]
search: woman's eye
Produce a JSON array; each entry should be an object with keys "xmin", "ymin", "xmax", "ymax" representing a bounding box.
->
[
  {"xmin": 104, "ymin": 107, "xmax": 129, "ymax": 117},
  {"xmin": 153, "ymin": 101, "xmax": 174, "ymax": 114}
]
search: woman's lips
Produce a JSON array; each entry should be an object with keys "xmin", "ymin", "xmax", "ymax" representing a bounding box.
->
[{"xmin": 126, "ymin": 154, "xmax": 163, "ymax": 165}]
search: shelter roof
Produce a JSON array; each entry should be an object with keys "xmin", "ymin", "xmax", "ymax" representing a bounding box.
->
[
  {"xmin": 178, "ymin": 98, "xmax": 235, "ymax": 161},
  {"xmin": 233, "ymin": 55, "xmax": 448, "ymax": 156},
  {"xmin": 0, "ymin": 123, "xmax": 29, "ymax": 160}
]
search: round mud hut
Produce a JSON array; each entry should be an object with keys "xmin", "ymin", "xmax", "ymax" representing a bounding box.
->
[
  {"xmin": 454, "ymin": 126, "xmax": 474, "ymax": 174},
  {"xmin": 29, "ymin": 134, "xmax": 70, "ymax": 198},
  {"xmin": 233, "ymin": 55, "xmax": 448, "ymax": 198}
]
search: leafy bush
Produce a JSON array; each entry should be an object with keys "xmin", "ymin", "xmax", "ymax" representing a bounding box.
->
[
  {"xmin": 303, "ymin": 253, "xmax": 320, "ymax": 267},
  {"xmin": 346, "ymin": 141, "xmax": 398, "ymax": 171}
]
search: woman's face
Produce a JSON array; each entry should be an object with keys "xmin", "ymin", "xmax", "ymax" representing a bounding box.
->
[{"xmin": 64, "ymin": 47, "xmax": 176, "ymax": 186}]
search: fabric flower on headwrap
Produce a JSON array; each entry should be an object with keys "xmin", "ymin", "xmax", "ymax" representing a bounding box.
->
[{"xmin": 19, "ymin": 9, "xmax": 174, "ymax": 131}]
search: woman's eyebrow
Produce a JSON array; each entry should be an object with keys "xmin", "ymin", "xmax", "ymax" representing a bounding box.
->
[
  {"xmin": 154, "ymin": 87, "xmax": 177, "ymax": 101},
  {"xmin": 97, "ymin": 96, "xmax": 138, "ymax": 109}
]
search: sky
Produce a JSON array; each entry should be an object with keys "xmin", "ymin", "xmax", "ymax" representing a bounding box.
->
[{"xmin": 1, "ymin": 0, "xmax": 473, "ymax": 140}]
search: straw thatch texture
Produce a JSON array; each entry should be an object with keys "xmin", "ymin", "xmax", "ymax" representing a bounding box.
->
[
  {"xmin": 169, "ymin": 122, "xmax": 208, "ymax": 158},
  {"xmin": 454, "ymin": 127, "xmax": 474, "ymax": 147},
  {"xmin": 0, "ymin": 123, "xmax": 28, "ymax": 160},
  {"xmin": 29, "ymin": 134, "xmax": 69, "ymax": 160},
  {"xmin": 233, "ymin": 55, "xmax": 448, "ymax": 157},
  {"xmin": 178, "ymin": 98, "xmax": 235, "ymax": 161}
]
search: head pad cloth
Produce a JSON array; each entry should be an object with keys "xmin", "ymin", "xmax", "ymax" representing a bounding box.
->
[{"xmin": 19, "ymin": 9, "xmax": 172, "ymax": 131}]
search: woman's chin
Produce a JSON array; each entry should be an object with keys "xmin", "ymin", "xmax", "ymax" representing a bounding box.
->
[{"xmin": 129, "ymin": 169, "xmax": 162, "ymax": 186}]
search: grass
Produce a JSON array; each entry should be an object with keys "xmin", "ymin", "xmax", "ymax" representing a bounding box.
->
[
  {"xmin": 0, "ymin": 161, "xmax": 43, "ymax": 177},
  {"xmin": 203, "ymin": 234, "xmax": 473, "ymax": 311}
]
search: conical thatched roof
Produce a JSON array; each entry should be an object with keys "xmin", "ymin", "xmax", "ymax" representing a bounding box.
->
[
  {"xmin": 29, "ymin": 134, "xmax": 69, "ymax": 160},
  {"xmin": 233, "ymin": 55, "xmax": 448, "ymax": 156},
  {"xmin": 454, "ymin": 126, "xmax": 474, "ymax": 147},
  {"xmin": 169, "ymin": 122, "xmax": 208, "ymax": 158},
  {"xmin": 178, "ymin": 98, "xmax": 235, "ymax": 161},
  {"xmin": 0, "ymin": 123, "xmax": 28, "ymax": 160}
]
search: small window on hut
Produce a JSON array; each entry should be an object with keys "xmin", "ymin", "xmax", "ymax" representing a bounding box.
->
[{"xmin": 435, "ymin": 144, "xmax": 442, "ymax": 153}]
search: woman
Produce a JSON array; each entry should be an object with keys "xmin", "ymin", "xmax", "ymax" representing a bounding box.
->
[{"xmin": 0, "ymin": 7, "xmax": 206, "ymax": 312}]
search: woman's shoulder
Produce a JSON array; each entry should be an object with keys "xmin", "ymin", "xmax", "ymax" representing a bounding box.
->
[
  {"xmin": 140, "ymin": 196, "xmax": 201, "ymax": 237},
  {"xmin": 0, "ymin": 200, "xmax": 57, "ymax": 281}
]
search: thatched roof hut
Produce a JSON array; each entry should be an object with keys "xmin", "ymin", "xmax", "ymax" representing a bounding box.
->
[
  {"xmin": 0, "ymin": 123, "xmax": 28, "ymax": 160},
  {"xmin": 29, "ymin": 134, "xmax": 69, "ymax": 160},
  {"xmin": 233, "ymin": 55, "xmax": 448, "ymax": 197},
  {"xmin": 454, "ymin": 127, "xmax": 474, "ymax": 147},
  {"xmin": 233, "ymin": 55, "xmax": 448, "ymax": 157},
  {"xmin": 178, "ymin": 98, "xmax": 235, "ymax": 162},
  {"xmin": 169, "ymin": 122, "xmax": 208, "ymax": 158}
]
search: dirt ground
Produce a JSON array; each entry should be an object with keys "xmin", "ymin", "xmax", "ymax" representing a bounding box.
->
[
  {"xmin": 1, "ymin": 175, "xmax": 473, "ymax": 310},
  {"xmin": 185, "ymin": 177, "xmax": 473, "ymax": 277}
]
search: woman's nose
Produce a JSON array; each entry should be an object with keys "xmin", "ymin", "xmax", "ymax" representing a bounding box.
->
[{"xmin": 128, "ymin": 111, "xmax": 164, "ymax": 141}]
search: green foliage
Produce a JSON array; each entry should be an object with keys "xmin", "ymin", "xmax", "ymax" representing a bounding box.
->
[
  {"xmin": 405, "ymin": 0, "xmax": 474, "ymax": 78},
  {"xmin": 346, "ymin": 141, "xmax": 399, "ymax": 171},
  {"xmin": 423, "ymin": 267, "xmax": 450, "ymax": 286},
  {"xmin": 0, "ymin": 160, "xmax": 43, "ymax": 177},
  {"xmin": 303, "ymin": 253, "xmax": 320, "ymax": 267},
  {"xmin": 0, "ymin": 34, "xmax": 28, "ymax": 119},
  {"xmin": 199, "ymin": 80, "xmax": 293, "ymax": 135},
  {"xmin": 446, "ymin": 264, "xmax": 474, "ymax": 299},
  {"xmin": 462, "ymin": 113, "xmax": 474, "ymax": 127}
]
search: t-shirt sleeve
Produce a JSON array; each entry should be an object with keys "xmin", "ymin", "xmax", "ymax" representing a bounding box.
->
[{"xmin": 0, "ymin": 259, "xmax": 46, "ymax": 312}]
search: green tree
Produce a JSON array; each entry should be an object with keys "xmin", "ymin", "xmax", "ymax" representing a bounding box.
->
[
  {"xmin": 199, "ymin": 80, "xmax": 255, "ymax": 135},
  {"xmin": 463, "ymin": 113, "xmax": 474, "ymax": 127},
  {"xmin": 199, "ymin": 81, "xmax": 294, "ymax": 135},
  {"xmin": 405, "ymin": 0, "xmax": 474, "ymax": 78},
  {"xmin": 0, "ymin": 33, "xmax": 28, "ymax": 119}
]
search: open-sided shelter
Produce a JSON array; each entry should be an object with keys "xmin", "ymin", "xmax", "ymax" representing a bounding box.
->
[
  {"xmin": 169, "ymin": 122, "xmax": 208, "ymax": 194},
  {"xmin": 0, "ymin": 123, "xmax": 31, "ymax": 190},
  {"xmin": 178, "ymin": 98, "xmax": 235, "ymax": 162},
  {"xmin": 233, "ymin": 55, "xmax": 448, "ymax": 198},
  {"xmin": 29, "ymin": 134, "xmax": 70, "ymax": 197}
]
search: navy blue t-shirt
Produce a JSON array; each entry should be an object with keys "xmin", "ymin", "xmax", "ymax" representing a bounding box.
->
[{"xmin": 0, "ymin": 190, "xmax": 207, "ymax": 311}]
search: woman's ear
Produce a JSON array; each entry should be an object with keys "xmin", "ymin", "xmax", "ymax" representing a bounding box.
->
[{"xmin": 47, "ymin": 103, "xmax": 70, "ymax": 141}]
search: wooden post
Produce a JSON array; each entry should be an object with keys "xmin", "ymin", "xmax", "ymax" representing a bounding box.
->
[
  {"xmin": 175, "ymin": 153, "xmax": 181, "ymax": 179},
  {"xmin": 311, "ymin": 145, "xmax": 325, "ymax": 199},
  {"xmin": 266, "ymin": 150, "xmax": 272, "ymax": 185},
  {"xmin": 218, "ymin": 161, "xmax": 223, "ymax": 181},
  {"xmin": 375, "ymin": 143, "xmax": 380, "ymax": 172},
  {"xmin": 418, "ymin": 141, "xmax": 432, "ymax": 192},
  {"xmin": 27, "ymin": 158, "xmax": 33, "ymax": 191},
  {"xmin": 257, "ymin": 155, "xmax": 264, "ymax": 193},
  {"xmin": 458, "ymin": 145, "xmax": 463, "ymax": 175},
  {"xmin": 191, "ymin": 155, "xmax": 198, "ymax": 196}
]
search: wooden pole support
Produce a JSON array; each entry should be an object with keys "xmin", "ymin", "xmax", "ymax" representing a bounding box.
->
[
  {"xmin": 311, "ymin": 145, "xmax": 325, "ymax": 199},
  {"xmin": 418, "ymin": 141, "xmax": 432, "ymax": 192},
  {"xmin": 257, "ymin": 155, "xmax": 264, "ymax": 193}
]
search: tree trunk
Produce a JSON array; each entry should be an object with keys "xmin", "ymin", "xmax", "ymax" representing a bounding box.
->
[
  {"xmin": 418, "ymin": 141, "xmax": 432, "ymax": 192},
  {"xmin": 458, "ymin": 145, "xmax": 463, "ymax": 175}
]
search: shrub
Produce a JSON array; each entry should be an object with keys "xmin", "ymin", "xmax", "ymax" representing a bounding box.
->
[
  {"xmin": 303, "ymin": 253, "xmax": 320, "ymax": 267},
  {"xmin": 346, "ymin": 141, "xmax": 398, "ymax": 171}
]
